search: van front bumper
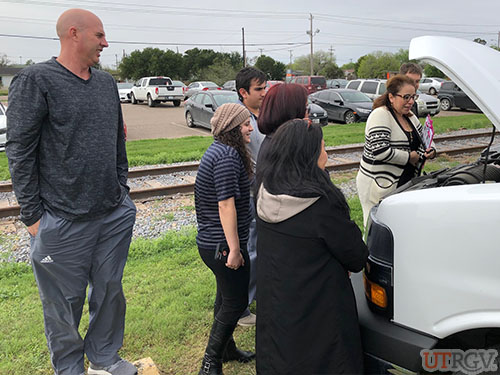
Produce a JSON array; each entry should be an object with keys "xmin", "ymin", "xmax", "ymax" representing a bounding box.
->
[{"xmin": 352, "ymin": 272, "xmax": 438, "ymax": 374}]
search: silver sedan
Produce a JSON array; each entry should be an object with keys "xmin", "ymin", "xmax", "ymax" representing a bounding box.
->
[{"xmin": 184, "ymin": 81, "xmax": 221, "ymax": 100}]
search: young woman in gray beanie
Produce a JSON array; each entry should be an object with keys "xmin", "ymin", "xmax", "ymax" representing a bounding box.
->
[{"xmin": 195, "ymin": 103, "xmax": 255, "ymax": 374}]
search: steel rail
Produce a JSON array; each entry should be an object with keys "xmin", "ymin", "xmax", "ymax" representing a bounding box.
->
[
  {"xmin": 0, "ymin": 143, "xmax": 491, "ymax": 219},
  {"xmin": 0, "ymin": 131, "xmax": 495, "ymax": 193}
]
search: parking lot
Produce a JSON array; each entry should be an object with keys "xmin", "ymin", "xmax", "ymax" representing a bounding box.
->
[
  {"xmin": 122, "ymin": 101, "xmax": 211, "ymax": 141},
  {"xmin": 0, "ymin": 96, "xmax": 480, "ymax": 142},
  {"xmin": 122, "ymin": 100, "xmax": 478, "ymax": 141}
]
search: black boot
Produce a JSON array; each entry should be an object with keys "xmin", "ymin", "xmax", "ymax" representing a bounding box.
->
[
  {"xmin": 222, "ymin": 336, "xmax": 255, "ymax": 363},
  {"xmin": 199, "ymin": 319, "xmax": 235, "ymax": 375}
]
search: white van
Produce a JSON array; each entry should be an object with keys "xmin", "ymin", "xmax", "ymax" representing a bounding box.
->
[{"xmin": 354, "ymin": 36, "xmax": 500, "ymax": 374}]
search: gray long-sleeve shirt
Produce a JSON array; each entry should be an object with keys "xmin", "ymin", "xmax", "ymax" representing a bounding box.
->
[{"xmin": 6, "ymin": 58, "xmax": 129, "ymax": 226}]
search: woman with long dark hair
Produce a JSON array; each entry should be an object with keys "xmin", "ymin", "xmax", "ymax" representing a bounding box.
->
[
  {"xmin": 255, "ymin": 119, "xmax": 368, "ymax": 374},
  {"xmin": 356, "ymin": 74, "xmax": 436, "ymax": 226},
  {"xmin": 195, "ymin": 103, "xmax": 256, "ymax": 375}
]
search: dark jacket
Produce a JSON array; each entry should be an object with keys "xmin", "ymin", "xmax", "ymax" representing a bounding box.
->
[{"xmin": 256, "ymin": 185, "xmax": 368, "ymax": 374}]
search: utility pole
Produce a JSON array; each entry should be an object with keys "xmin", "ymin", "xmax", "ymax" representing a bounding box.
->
[
  {"xmin": 329, "ymin": 45, "xmax": 335, "ymax": 61},
  {"xmin": 306, "ymin": 14, "xmax": 319, "ymax": 75},
  {"xmin": 259, "ymin": 48, "xmax": 264, "ymax": 56},
  {"xmin": 288, "ymin": 50, "xmax": 293, "ymax": 65},
  {"xmin": 498, "ymin": 31, "xmax": 500, "ymax": 49},
  {"xmin": 19, "ymin": 56, "xmax": 22, "ymax": 65},
  {"xmin": 242, "ymin": 27, "xmax": 246, "ymax": 67},
  {"xmin": 115, "ymin": 54, "xmax": 118, "ymax": 69}
]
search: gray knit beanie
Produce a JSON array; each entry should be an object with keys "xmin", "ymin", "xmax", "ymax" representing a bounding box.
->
[{"xmin": 211, "ymin": 103, "xmax": 250, "ymax": 136}]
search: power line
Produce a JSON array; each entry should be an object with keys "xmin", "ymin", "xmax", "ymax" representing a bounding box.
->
[
  {"xmin": 0, "ymin": 33, "xmax": 309, "ymax": 47},
  {"xmin": 315, "ymin": 16, "xmax": 499, "ymax": 35},
  {"xmin": 0, "ymin": 0, "xmax": 305, "ymax": 19},
  {"xmin": 316, "ymin": 13, "xmax": 500, "ymax": 28}
]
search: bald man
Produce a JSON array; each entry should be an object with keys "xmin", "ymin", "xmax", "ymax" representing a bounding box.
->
[{"xmin": 6, "ymin": 9, "xmax": 137, "ymax": 375}]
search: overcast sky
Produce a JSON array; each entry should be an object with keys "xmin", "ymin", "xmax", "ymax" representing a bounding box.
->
[{"xmin": 1, "ymin": 0, "xmax": 499, "ymax": 69}]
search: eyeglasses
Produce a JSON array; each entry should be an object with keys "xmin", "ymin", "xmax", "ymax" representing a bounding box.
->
[{"xmin": 395, "ymin": 93, "xmax": 419, "ymax": 102}]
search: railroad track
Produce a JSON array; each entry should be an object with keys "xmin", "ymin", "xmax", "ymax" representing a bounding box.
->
[{"xmin": 0, "ymin": 130, "xmax": 497, "ymax": 218}]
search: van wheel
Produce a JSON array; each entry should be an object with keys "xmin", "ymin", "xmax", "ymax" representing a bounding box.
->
[
  {"xmin": 440, "ymin": 98, "xmax": 451, "ymax": 111},
  {"xmin": 186, "ymin": 111, "xmax": 195, "ymax": 128},
  {"xmin": 131, "ymin": 93, "xmax": 137, "ymax": 104},
  {"xmin": 344, "ymin": 110, "xmax": 356, "ymax": 124},
  {"xmin": 173, "ymin": 100, "xmax": 181, "ymax": 107},
  {"xmin": 147, "ymin": 95, "xmax": 155, "ymax": 107},
  {"xmin": 451, "ymin": 345, "xmax": 500, "ymax": 375}
]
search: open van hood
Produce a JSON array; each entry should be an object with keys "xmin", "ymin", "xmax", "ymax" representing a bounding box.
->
[{"xmin": 409, "ymin": 36, "xmax": 500, "ymax": 130}]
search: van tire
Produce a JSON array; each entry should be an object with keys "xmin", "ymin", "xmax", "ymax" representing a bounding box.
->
[
  {"xmin": 131, "ymin": 93, "xmax": 137, "ymax": 105},
  {"xmin": 173, "ymin": 100, "xmax": 181, "ymax": 107},
  {"xmin": 147, "ymin": 95, "xmax": 155, "ymax": 107},
  {"xmin": 451, "ymin": 345, "xmax": 500, "ymax": 375}
]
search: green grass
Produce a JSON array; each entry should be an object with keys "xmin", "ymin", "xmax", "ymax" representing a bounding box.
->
[
  {"xmin": 0, "ymin": 89, "xmax": 8, "ymax": 96},
  {"xmin": 0, "ymin": 114, "xmax": 492, "ymax": 181},
  {"xmin": 0, "ymin": 228, "xmax": 256, "ymax": 375},
  {"xmin": 322, "ymin": 113, "xmax": 492, "ymax": 146},
  {"xmin": 0, "ymin": 196, "xmax": 364, "ymax": 375},
  {"xmin": 126, "ymin": 136, "xmax": 213, "ymax": 167}
]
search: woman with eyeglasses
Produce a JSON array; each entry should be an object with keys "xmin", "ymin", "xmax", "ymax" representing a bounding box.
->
[{"xmin": 356, "ymin": 74, "xmax": 436, "ymax": 226}]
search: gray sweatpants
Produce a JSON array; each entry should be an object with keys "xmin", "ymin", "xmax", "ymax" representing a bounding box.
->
[{"xmin": 30, "ymin": 195, "xmax": 136, "ymax": 375}]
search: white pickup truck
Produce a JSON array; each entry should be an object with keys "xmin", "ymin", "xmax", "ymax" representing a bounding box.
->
[{"xmin": 130, "ymin": 76, "xmax": 184, "ymax": 107}]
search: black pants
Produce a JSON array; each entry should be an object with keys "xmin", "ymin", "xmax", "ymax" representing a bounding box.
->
[{"xmin": 199, "ymin": 246, "xmax": 250, "ymax": 325}]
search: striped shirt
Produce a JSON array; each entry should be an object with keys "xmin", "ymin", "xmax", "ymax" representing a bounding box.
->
[
  {"xmin": 358, "ymin": 106, "xmax": 427, "ymax": 189},
  {"xmin": 195, "ymin": 141, "xmax": 251, "ymax": 249}
]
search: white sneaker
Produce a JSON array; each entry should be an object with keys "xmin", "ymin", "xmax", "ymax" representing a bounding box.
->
[
  {"xmin": 237, "ymin": 312, "xmax": 256, "ymax": 327},
  {"xmin": 88, "ymin": 358, "xmax": 137, "ymax": 375}
]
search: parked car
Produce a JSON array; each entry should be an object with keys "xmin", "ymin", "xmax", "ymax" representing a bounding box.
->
[
  {"xmin": 326, "ymin": 78, "xmax": 348, "ymax": 89},
  {"xmin": 289, "ymin": 75, "xmax": 327, "ymax": 95},
  {"xmin": 222, "ymin": 80, "xmax": 236, "ymax": 91},
  {"xmin": 184, "ymin": 91, "xmax": 239, "ymax": 129},
  {"xmin": 345, "ymin": 79, "xmax": 386, "ymax": 100},
  {"xmin": 309, "ymin": 88, "xmax": 372, "ymax": 124},
  {"xmin": 438, "ymin": 80, "xmax": 480, "ymax": 111},
  {"xmin": 172, "ymin": 80, "xmax": 187, "ymax": 96},
  {"xmin": 117, "ymin": 82, "xmax": 134, "ymax": 103},
  {"xmin": 0, "ymin": 102, "xmax": 6, "ymax": 151},
  {"xmin": 419, "ymin": 77, "xmax": 445, "ymax": 95},
  {"xmin": 356, "ymin": 35, "xmax": 500, "ymax": 375},
  {"xmin": 413, "ymin": 90, "xmax": 441, "ymax": 117},
  {"xmin": 307, "ymin": 101, "xmax": 328, "ymax": 126},
  {"xmin": 184, "ymin": 81, "xmax": 221, "ymax": 100}
]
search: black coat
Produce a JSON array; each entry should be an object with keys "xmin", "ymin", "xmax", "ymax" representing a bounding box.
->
[{"xmin": 256, "ymin": 195, "xmax": 368, "ymax": 375}]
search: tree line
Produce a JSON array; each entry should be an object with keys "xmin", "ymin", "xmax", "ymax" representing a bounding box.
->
[
  {"xmin": 117, "ymin": 47, "xmax": 446, "ymax": 84},
  {"xmin": 117, "ymin": 47, "xmax": 346, "ymax": 84}
]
